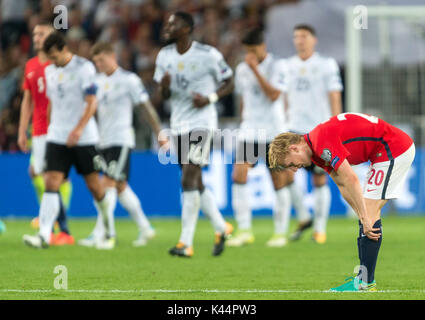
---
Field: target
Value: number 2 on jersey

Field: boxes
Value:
[337,112,378,123]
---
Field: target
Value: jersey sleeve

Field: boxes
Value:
[270,59,288,92]
[153,49,166,84]
[80,61,98,96]
[128,73,149,105]
[321,138,350,173]
[325,58,343,92]
[209,47,233,83]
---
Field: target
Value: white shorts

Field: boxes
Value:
[363,143,415,200]
[30,135,47,175]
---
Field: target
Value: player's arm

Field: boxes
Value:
[159,72,171,100]
[192,77,234,108]
[326,58,343,116]
[329,91,342,116]
[138,100,168,148]
[18,90,34,152]
[47,101,51,125]
[330,160,381,241]
[245,53,281,102]
[66,94,97,147]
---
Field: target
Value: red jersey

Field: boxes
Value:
[304,113,414,174]
[22,56,50,136]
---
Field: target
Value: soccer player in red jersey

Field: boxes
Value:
[18,22,74,245]
[268,112,415,291]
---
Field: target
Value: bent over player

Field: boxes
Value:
[269,112,415,291]
[154,12,233,257]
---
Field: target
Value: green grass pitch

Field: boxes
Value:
[0,215,424,300]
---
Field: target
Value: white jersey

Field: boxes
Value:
[154,41,233,134]
[95,67,149,148]
[286,52,343,133]
[235,54,288,142]
[45,55,99,145]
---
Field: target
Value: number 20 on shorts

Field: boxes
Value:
[368,168,385,186]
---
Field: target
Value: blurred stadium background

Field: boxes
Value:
[0,0,424,218]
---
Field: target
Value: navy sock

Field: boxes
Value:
[358,219,382,284]
[56,199,70,235]
[357,220,363,268]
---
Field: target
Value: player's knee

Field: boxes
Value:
[44,174,62,191]
[116,181,127,193]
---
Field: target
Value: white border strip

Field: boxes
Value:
[1,289,424,294]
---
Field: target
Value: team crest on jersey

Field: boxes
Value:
[177,62,184,71]
[104,83,110,90]
[58,73,64,82]
[190,63,197,71]
[300,67,306,75]
[320,148,332,165]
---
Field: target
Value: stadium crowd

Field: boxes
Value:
[0,0,299,152]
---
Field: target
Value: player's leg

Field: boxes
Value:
[76,146,116,249]
[229,163,254,246]
[169,163,201,257]
[23,142,70,248]
[312,168,331,244]
[84,172,116,241]
[198,173,233,256]
[23,171,64,248]
[266,169,292,247]
[30,136,47,203]
[331,146,415,291]
[287,169,312,241]
[356,198,386,289]
[356,144,415,288]
[116,180,156,247]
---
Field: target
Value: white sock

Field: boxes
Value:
[273,187,291,235]
[231,183,251,230]
[200,188,226,233]
[313,184,331,233]
[94,189,117,238]
[288,182,310,223]
[39,192,60,243]
[105,187,117,237]
[91,208,105,240]
[118,185,151,232]
[179,190,201,247]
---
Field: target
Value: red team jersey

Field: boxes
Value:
[304,113,414,174]
[22,56,50,136]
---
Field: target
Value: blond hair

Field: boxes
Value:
[268,132,303,169]
[90,42,114,57]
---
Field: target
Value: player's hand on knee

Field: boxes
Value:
[363,221,381,241]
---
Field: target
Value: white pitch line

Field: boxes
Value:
[1,289,425,294]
